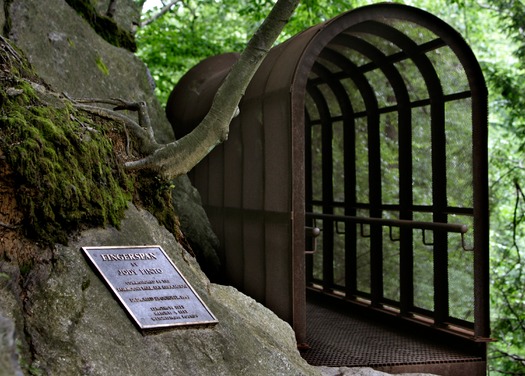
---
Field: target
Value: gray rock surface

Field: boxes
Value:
[2,204,319,375]
[7,0,172,144]
[0,314,23,376]
[93,0,141,34]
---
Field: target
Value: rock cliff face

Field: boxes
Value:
[1,204,319,375]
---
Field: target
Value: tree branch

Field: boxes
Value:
[493,349,525,365]
[126,0,301,178]
[498,283,525,333]
[140,0,182,27]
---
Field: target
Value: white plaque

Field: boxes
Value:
[82,245,218,329]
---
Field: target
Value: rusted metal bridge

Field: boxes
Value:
[167,4,490,375]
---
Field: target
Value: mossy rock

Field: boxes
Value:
[0,36,180,251]
[0,60,131,245]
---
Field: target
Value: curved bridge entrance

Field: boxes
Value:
[167,4,490,374]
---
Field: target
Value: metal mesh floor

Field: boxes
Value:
[301,299,483,367]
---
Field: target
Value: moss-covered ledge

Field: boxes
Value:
[0,36,177,249]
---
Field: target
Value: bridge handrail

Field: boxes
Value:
[305,212,468,233]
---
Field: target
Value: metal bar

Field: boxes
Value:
[304,226,321,254]
[309,200,475,216]
[350,31,417,315]
[418,51,449,328]
[313,61,359,299]
[354,20,451,324]
[308,85,334,291]
[318,50,376,299]
[366,89,383,307]
[305,111,314,283]
[307,90,472,125]
[424,62,449,329]
[306,212,468,234]
[330,32,420,308]
[463,19,490,339]
[358,38,447,73]
[342,79,357,299]
[389,226,400,242]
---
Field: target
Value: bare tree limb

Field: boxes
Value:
[72,99,160,154]
[140,0,182,27]
[493,349,525,365]
[126,0,301,178]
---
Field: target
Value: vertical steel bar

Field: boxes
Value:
[368,107,383,306]
[356,21,449,323]
[428,72,448,327]
[321,48,382,303]
[470,55,490,339]
[343,100,357,299]
[309,85,334,290]
[321,101,335,292]
[312,62,358,297]
[395,89,414,315]
[305,111,314,284]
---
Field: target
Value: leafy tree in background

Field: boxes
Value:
[137,0,251,105]
[477,0,525,374]
[437,0,525,373]
[136,0,357,105]
[135,0,525,374]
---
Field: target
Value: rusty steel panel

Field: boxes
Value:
[239,98,265,298]
[167,2,489,366]
[166,53,240,139]
[207,147,224,209]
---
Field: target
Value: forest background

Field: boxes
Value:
[135,0,525,374]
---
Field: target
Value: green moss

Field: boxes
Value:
[133,170,183,241]
[0,80,133,245]
[95,56,110,75]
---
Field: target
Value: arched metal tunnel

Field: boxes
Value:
[166,4,490,374]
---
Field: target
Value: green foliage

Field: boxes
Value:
[136,0,366,105]
[0,80,133,245]
[488,125,525,374]
[137,0,249,105]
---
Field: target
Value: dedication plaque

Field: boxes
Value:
[81,245,218,329]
